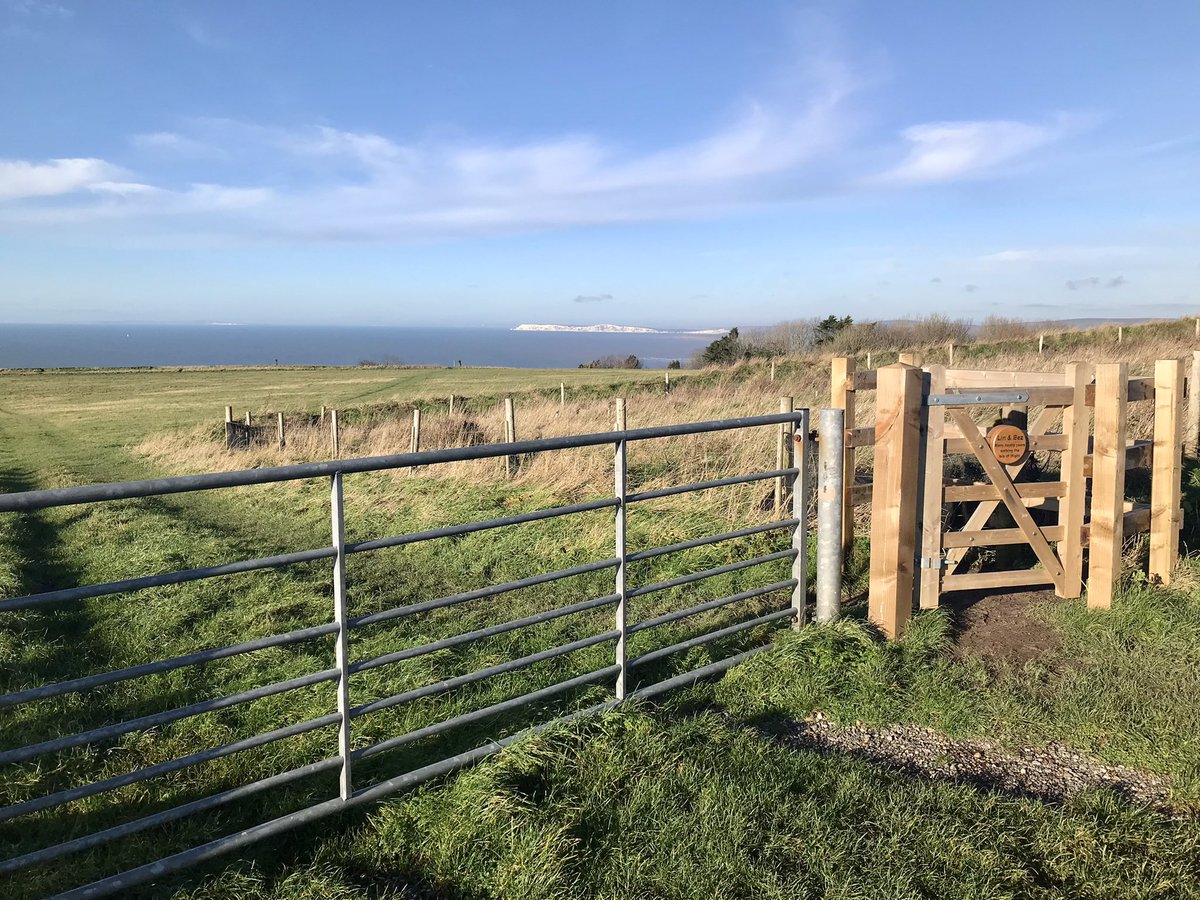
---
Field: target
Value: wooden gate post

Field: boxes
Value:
[830,357,856,555]
[869,364,923,638]
[1149,358,1184,583]
[1058,362,1092,598]
[1087,363,1128,609]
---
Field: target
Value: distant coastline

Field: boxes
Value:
[513,323,727,335]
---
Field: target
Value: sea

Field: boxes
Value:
[0,324,716,370]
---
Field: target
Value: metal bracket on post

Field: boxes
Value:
[330,472,353,802]
[927,391,1029,407]
[916,556,946,570]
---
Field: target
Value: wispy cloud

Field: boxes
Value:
[573,293,613,304]
[0,157,124,200]
[1066,275,1128,290]
[873,116,1082,186]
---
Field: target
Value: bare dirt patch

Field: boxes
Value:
[943,588,1063,666]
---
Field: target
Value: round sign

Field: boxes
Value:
[986,424,1030,466]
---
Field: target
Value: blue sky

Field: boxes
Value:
[1,1,1197,328]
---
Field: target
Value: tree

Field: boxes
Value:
[699,328,746,365]
[667,359,681,369]
[814,315,853,346]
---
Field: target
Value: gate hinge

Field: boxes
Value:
[916,556,947,570]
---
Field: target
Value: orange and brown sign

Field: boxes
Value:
[986,423,1030,466]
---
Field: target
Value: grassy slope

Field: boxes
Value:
[1,339,1199,898]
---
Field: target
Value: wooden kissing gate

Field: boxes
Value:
[829,358,1186,638]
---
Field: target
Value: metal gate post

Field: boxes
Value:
[816,408,844,622]
[790,408,811,627]
[330,472,353,800]
[614,434,628,699]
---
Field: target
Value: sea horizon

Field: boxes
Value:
[0,323,715,370]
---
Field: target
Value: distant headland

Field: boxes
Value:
[512,323,728,335]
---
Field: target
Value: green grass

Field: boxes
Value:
[1,363,1199,898]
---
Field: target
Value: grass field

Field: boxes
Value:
[2,332,1200,899]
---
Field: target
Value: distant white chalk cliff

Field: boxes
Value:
[513,323,727,335]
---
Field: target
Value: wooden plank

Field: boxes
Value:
[943,525,1066,549]
[898,352,923,367]
[1080,507,1152,547]
[831,357,856,554]
[1057,363,1092,598]
[941,569,1056,592]
[1085,377,1155,407]
[947,409,1066,592]
[852,369,878,391]
[848,483,872,506]
[944,481,1065,502]
[846,426,875,448]
[944,433,1068,454]
[1149,358,1183,584]
[1087,363,1128,609]
[918,365,946,609]
[944,369,1066,388]
[1083,440,1152,478]
[868,364,924,638]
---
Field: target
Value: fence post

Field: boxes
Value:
[1188,350,1200,457]
[449,395,456,416]
[1118,326,1123,344]
[504,397,516,477]
[830,357,856,555]
[615,398,627,431]
[1087,362,1128,609]
[770,359,776,382]
[1058,362,1092,599]
[560,382,565,406]
[330,473,353,801]
[790,407,811,628]
[224,406,234,449]
[1150,358,1184,584]
[330,409,340,457]
[664,370,670,393]
[410,408,422,453]
[225,406,233,424]
[868,364,923,638]
[613,427,628,700]
[898,351,922,367]
[816,407,844,622]
[245,411,252,426]
[917,365,946,609]
[775,396,793,512]
[947,342,955,366]
[1038,334,1045,354]
[320,405,326,421]
[277,412,285,449]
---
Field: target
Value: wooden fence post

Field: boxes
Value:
[916,365,945,609]
[225,406,233,424]
[330,410,340,457]
[277,412,285,449]
[410,408,422,453]
[1117,326,1124,344]
[1038,334,1045,354]
[869,364,923,638]
[830,357,856,555]
[1058,362,1092,598]
[947,343,955,366]
[865,351,871,370]
[560,383,565,406]
[320,405,326,421]
[770,359,776,382]
[1087,363,1128,609]
[775,396,793,512]
[245,411,252,426]
[664,370,670,393]
[449,395,456,415]
[898,351,922,367]
[1149,358,1184,584]
[615,398,627,431]
[1188,350,1200,457]
[504,397,516,477]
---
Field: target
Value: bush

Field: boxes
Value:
[977,316,1036,342]
[579,354,642,369]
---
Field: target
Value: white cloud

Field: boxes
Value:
[874,117,1078,186]
[0,157,123,200]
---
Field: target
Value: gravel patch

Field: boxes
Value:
[766,713,1186,816]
